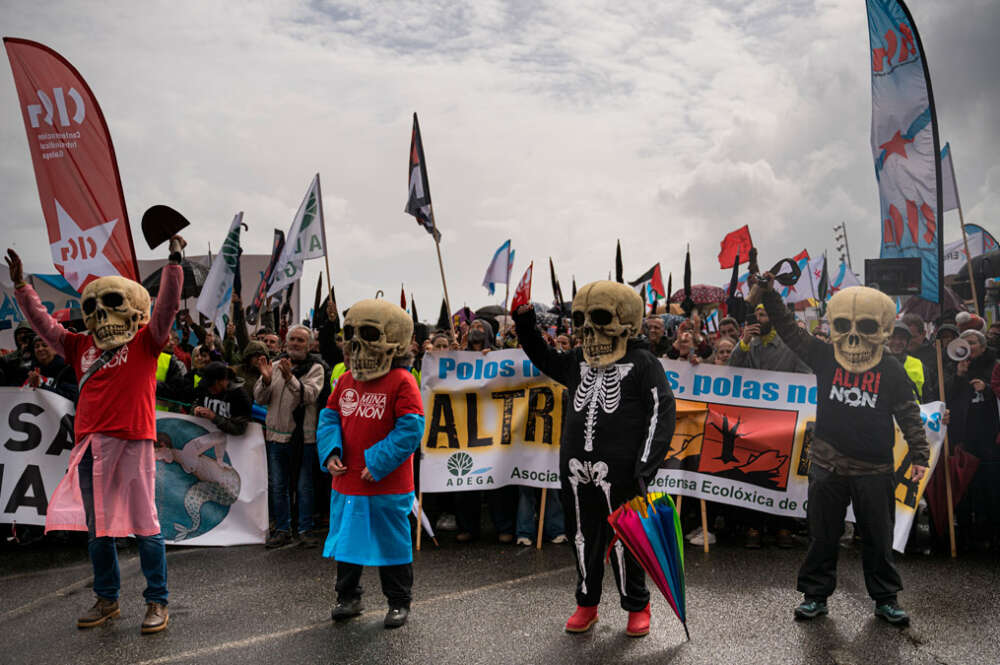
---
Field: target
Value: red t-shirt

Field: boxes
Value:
[63,326,162,443]
[327,368,424,496]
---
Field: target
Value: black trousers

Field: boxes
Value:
[336,561,413,609]
[796,466,902,604]
[561,484,649,611]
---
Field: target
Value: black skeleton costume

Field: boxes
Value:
[514,281,675,611]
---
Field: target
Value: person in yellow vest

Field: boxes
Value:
[887,323,927,403]
[155,332,188,410]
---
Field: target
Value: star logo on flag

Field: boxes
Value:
[879,130,913,162]
[49,199,119,290]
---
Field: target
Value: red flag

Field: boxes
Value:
[400,284,407,310]
[718,225,753,269]
[510,262,533,313]
[4,38,138,291]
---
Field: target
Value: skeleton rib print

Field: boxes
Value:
[573,363,633,452]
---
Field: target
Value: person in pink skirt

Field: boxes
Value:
[6,236,184,634]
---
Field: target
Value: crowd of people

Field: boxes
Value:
[3,289,1000,556]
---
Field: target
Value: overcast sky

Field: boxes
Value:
[1,0,997,318]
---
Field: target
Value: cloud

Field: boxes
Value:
[0,0,996,320]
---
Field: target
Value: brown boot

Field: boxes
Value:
[141,602,169,634]
[77,597,120,629]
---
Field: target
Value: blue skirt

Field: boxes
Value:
[323,491,414,566]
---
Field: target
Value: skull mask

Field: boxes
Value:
[826,286,895,373]
[343,299,413,382]
[81,276,151,350]
[572,281,643,367]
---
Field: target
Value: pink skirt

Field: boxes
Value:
[45,433,160,538]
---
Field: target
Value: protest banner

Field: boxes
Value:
[653,360,944,553]
[420,350,564,492]
[419,353,944,553]
[0,387,267,546]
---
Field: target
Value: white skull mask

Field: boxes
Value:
[827,286,895,373]
[572,281,643,367]
[81,276,151,350]
[344,299,413,382]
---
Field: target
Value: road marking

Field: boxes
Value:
[0,548,200,623]
[132,565,576,665]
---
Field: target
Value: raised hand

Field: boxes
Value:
[5,249,24,285]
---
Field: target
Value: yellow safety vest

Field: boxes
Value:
[903,355,924,401]
[156,353,172,382]
[329,362,347,389]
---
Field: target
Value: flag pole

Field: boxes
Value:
[935,339,957,558]
[315,174,337,312]
[503,240,512,314]
[432,228,456,340]
[535,488,547,550]
[948,145,979,313]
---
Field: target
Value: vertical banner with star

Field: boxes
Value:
[867,1,943,303]
[4,38,139,290]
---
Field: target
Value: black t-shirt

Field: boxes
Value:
[803,344,913,466]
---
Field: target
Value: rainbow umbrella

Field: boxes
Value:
[608,492,688,638]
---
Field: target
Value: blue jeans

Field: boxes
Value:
[266,441,315,533]
[516,487,566,541]
[78,447,168,604]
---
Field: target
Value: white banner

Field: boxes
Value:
[418,354,944,553]
[420,350,562,492]
[0,387,267,546]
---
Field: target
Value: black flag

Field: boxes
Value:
[436,299,450,332]
[311,274,323,328]
[615,240,623,283]
[817,255,830,306]
[405,113,440,242]
[666,273,673,311]
[572,276,577,301]
[725,253,747,323]
[411,293,418,327]
[549,257,565,313]
[681,245,695,316]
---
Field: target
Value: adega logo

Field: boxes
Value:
[445,452,494,487]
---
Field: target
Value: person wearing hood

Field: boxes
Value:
[947,329,1000,550]
[729,304,810,373]
[191,362,251,436]
[234,340,267,407]
[25,337,77,402]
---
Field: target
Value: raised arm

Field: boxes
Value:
[758,280,820,364]
[513,306,579,386]
[7,249,68,357]
[148,237,186,347]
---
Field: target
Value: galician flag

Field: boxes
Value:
[196,212,243,334]
[482,239,512,295]
[268,174,326,296]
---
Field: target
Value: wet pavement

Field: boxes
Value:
[1,533,997,665]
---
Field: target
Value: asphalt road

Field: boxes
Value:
[1,533,997,665]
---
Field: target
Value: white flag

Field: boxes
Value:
[785,256,828,304]
[830,262,862,294]
[940,143,959,213]
[482,240,512,295]
[268,174,326,296]
[196,212,243,334]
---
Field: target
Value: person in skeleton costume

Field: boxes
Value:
[750,274,928,627]
[317,299,425,629]
[7,238,184,634]
[514,281,675,637]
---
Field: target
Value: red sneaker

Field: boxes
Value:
[564,605,599,633]
[626,603,651,637]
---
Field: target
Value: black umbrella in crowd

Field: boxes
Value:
[142,259,210,300]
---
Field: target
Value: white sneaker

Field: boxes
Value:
[516,537,532,546]
[435,514,457,531]
[690,530,716,546]
[685,526,703,543]
[550,534,568,544]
